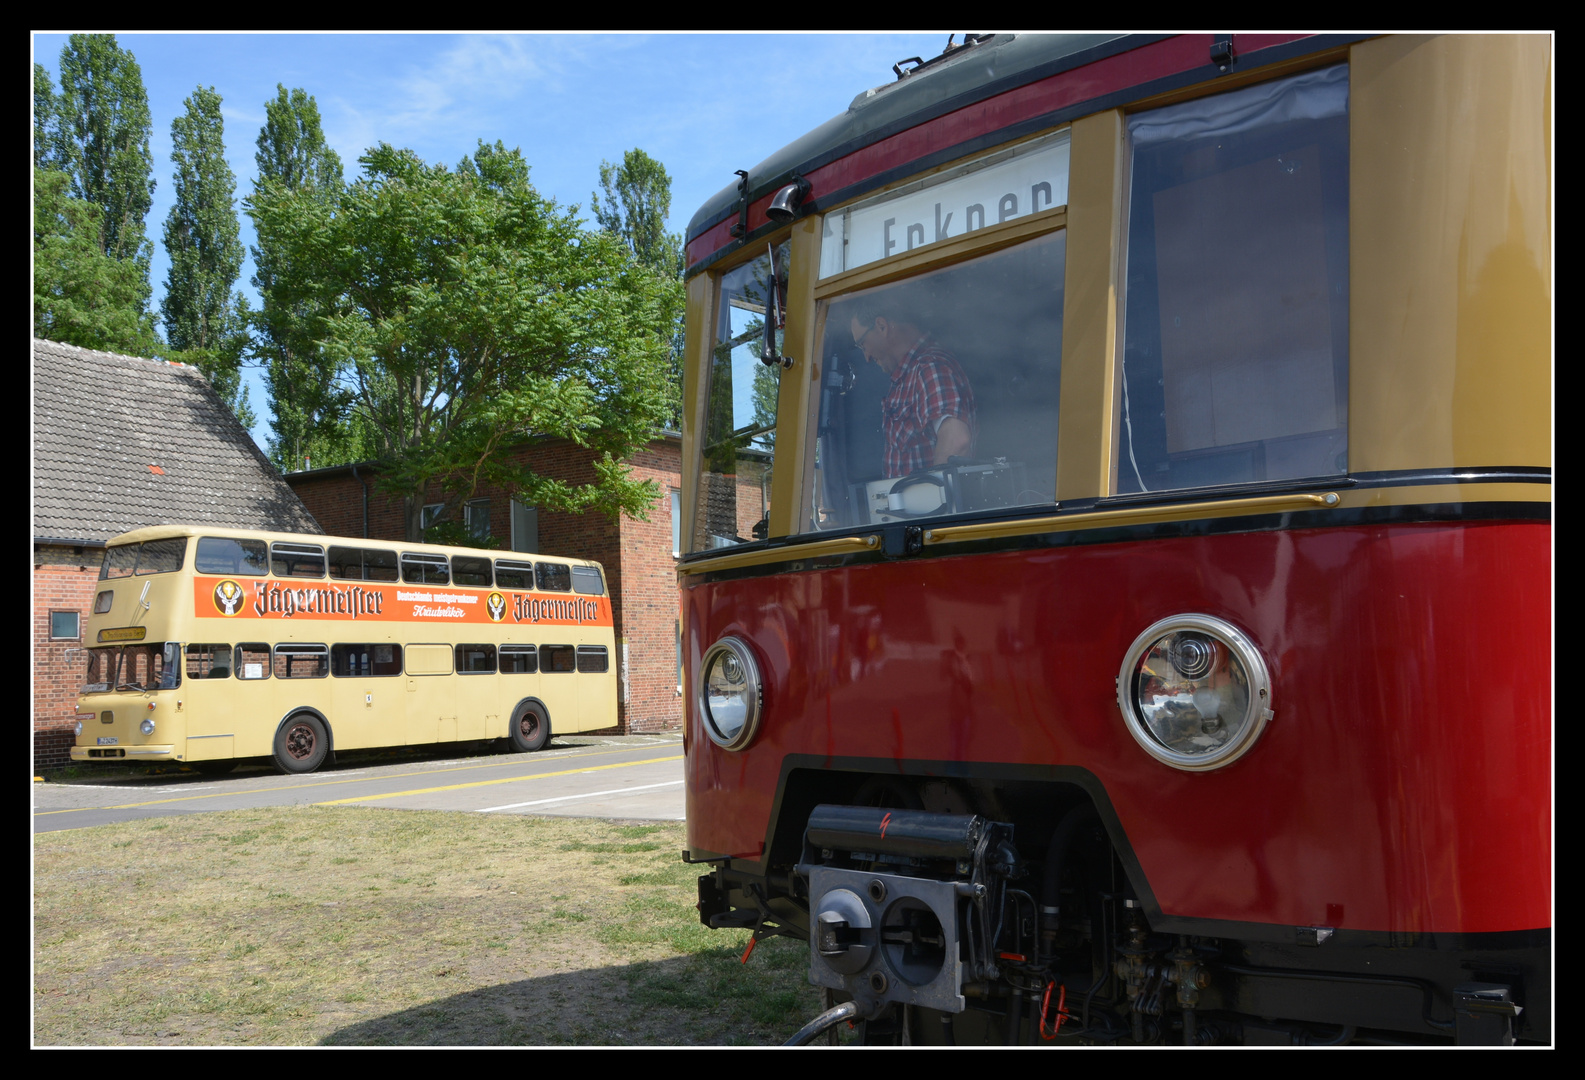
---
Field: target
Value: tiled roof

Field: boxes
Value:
[33,339,323,544]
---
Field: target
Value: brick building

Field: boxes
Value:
[32,339,322,769]
[284,434,685,734]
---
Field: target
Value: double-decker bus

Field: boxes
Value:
[73,526,616,774]
[679,34,1550,1045]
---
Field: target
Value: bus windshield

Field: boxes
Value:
[84,643,181,693]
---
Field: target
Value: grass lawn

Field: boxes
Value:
[33,807,839,1046]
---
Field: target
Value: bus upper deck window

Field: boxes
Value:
[134,539,187,575]
[328,546,397,581]
[535,562,571,592]
[495,559,535,590]
[271,542,326,578]
[101,544,139,579]
[452,555,493,588]
[571,566,604,595]
[101,538,190,579]
[196,537,268,576]
[1117,65,1350,494]
[401,553,450,585]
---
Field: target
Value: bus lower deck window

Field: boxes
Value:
[274,644,329,679]
[576,645,609,673]
[456,644,497,673]
[500,645,538,673]
[186,644,231,679]
[331,643,402,677]
[540,645,576,672]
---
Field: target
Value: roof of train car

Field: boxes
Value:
[685,33,1134,244]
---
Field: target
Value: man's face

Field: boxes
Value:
[850,316,899,375]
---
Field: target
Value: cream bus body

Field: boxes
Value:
[73,525,616,771]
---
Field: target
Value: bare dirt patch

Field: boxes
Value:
[34,807,829,1046]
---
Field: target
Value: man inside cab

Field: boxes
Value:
[849,304,977,478]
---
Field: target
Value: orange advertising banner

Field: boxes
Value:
[194,576,612,628]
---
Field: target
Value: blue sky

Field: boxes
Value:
[33,31,951,455]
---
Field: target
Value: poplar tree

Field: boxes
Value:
[34,63,56,169]
[248,85,351,472]
[47,35,155,314]
[161,86,252,428]
[592,149,686,427]
[34,167,161,356]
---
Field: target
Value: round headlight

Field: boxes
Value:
[698,637,762,750]
[74,721,84,737]
[140,718,156,736]
[1117,615,1271,771]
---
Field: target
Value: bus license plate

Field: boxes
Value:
[97,737,118,746]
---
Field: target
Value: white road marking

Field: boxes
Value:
[478,779,683,813]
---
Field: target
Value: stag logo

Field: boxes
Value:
[213,579,244,617]
[486,591,507,622]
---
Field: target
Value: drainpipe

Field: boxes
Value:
[351,463,369,538]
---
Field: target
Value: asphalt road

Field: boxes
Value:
[32,734,685,833]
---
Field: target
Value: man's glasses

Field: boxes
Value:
[853,322,878,351]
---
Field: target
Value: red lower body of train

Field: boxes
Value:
[684,512,1550,1044]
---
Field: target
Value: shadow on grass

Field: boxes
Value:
[320,945,821,1047]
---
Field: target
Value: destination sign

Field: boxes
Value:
[819,129,1070,278]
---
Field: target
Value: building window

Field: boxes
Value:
[421,503,445,529]
[50,611,80,640]
[511,498,539,553]
[670,490,682,557]
[465,498,490,539]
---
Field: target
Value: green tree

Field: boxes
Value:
[250,141,679,540]
[592,148,685,427]
[161,86,253,429]
[34,64,57,169]
[249,85,353,473]
[34,166,160,355]
[46,35,155,314]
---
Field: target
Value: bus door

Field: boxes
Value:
[576,642,617,732]
[404,642,456,744]
[329,642,403,751]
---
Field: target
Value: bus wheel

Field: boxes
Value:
[509,702,550,753]
[274,713,329,774]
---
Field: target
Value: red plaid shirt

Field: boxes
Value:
[882,335,976,477]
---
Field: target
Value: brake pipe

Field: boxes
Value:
[785,1001,862,1046]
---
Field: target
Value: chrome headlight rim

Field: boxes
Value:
[1117,614,1272,772]
[697,636,763,751]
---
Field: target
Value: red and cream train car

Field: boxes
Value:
[678,34,1550,1045]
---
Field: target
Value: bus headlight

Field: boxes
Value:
[698,637,762,750]
[140,718,156,736]
[74,721,83,737]
[1118,615,1271,771]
